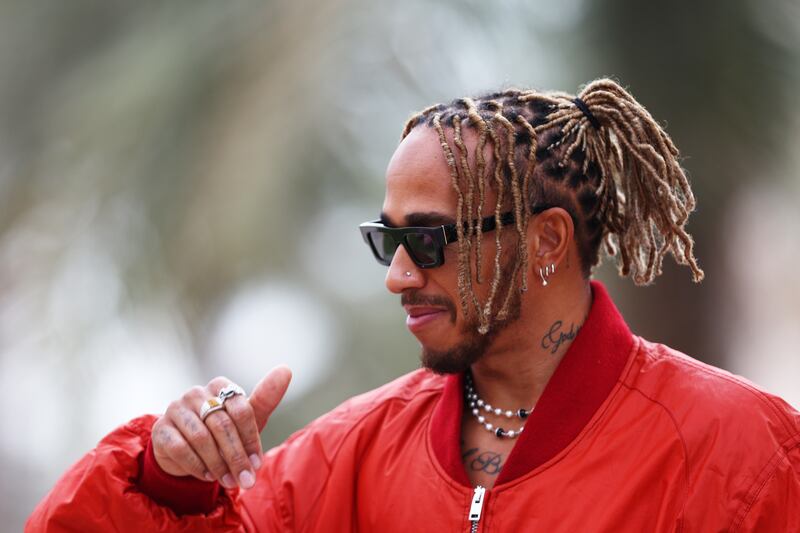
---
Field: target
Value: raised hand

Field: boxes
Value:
[151,365,292,489]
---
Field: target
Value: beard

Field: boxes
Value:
[419,322,497,374]
[404,262,523,375]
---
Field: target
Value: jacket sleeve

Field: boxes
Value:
[25,414,285,533]
[733,435,800,532]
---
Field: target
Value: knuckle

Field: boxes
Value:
[154,425,172,443]
[166,438,189,458]
[152,415,166,432]
[226,450,248,470]
[154,425,178,451]
[223,401,247,422]
[193,442,225,472]
[151,432,166,451]
[242,436,261,453]
[199,442,224,465]
[186,385,205,400]
[207,454,228,475]
[208,376,230,390]
[215,415,236,435]
[186,425,210,444]
[236,428,260,449]
[184,453,204,475]
[203,413,221,431]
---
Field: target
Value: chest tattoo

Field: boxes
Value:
[462,446,504,476]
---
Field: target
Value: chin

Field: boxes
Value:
[420,350,476,375]
[419,329,494,375]
[417,301,521,374]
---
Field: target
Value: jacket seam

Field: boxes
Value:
[650,348,797,437]
[728,433,800,532]
[618,382,690,531]
[617,336,643,385]
[296,385,442,531]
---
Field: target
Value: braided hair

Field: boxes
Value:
[401,78,704,335]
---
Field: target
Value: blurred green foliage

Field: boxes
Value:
[1,0,797,529]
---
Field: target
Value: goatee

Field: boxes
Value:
[419,292,521,375]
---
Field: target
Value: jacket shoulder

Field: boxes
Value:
[623,337,800,527]
[627,337,800,439]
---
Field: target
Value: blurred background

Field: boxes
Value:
[1,0,798,529]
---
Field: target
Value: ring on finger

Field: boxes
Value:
[199,397,225,421]
[218,384,246,402]
[199,383,247,421]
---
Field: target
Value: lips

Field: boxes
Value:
[404,306,448,332]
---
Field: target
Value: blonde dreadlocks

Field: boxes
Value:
[401,78,704,335]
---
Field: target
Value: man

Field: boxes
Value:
[29,79,800,531]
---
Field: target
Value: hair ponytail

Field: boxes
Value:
[573,80,704,284]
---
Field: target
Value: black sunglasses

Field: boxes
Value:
[359,205,550,269]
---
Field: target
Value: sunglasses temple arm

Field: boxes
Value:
[445,212,515,244]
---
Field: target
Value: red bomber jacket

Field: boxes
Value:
[28,281,800,532]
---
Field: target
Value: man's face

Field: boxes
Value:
[381,125,520,374]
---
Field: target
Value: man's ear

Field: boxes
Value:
[527,207,574,268]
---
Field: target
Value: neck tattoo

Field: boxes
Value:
[464,372,534,439]
[541,320,581,355]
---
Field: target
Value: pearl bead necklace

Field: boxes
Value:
[464,373,533,439]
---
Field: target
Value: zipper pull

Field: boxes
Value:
[469,485,486,522]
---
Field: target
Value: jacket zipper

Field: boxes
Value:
[468,485,486,532]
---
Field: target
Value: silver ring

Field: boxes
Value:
[218,383,245,402]
[199,398,225,421]
[199,383,246,421]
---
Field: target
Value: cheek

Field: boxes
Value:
[439,233,519,309]
[438,239,496,304]
[473,234,519,291]
[434,248,461,293]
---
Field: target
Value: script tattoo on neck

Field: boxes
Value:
[462,446,504,476]
[541,320,581,355]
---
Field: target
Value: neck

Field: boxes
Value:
[468,279,592,411]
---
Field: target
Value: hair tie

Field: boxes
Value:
[573,97,601,130]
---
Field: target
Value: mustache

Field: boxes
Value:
[401,291,457,322]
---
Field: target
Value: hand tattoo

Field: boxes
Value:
[541,320,580,355]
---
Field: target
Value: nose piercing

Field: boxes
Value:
[405,271,412,277]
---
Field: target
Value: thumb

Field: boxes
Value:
[249,365,292,432]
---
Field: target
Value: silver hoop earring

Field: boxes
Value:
[550,263,556,275]
[539,267,548,287]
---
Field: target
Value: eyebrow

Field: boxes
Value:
[379,211,456,228]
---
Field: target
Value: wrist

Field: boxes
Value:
[138,437,221,515]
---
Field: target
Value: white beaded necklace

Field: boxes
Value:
[464,373,534,439]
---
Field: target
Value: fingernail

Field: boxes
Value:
[204,471,214,482]
[222,473,235,489]
[249,453,262,471]
[239,470,255,489]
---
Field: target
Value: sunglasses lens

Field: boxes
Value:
[405,233,437,266]
[368,230,398,264]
